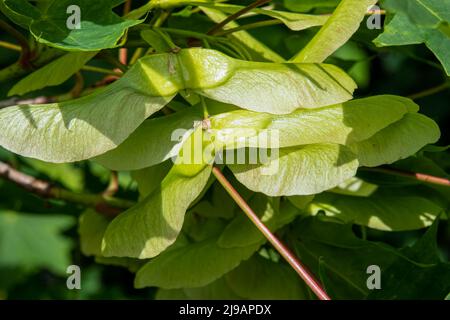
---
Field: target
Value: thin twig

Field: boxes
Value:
[207,0,272,35]
[212,166,331,300]
[159,27,223,42]
[361,167,450,187]
[129,48,144,65]
[0,161,134,217]
[103,171,119,197]
[0,49,64,83]
[0,96,54,109]
[70,72,84,98]
[81,65,123,77]
[118,0,132,66]
[0,20,33,68]
[215,19,283,36]
[98,51,128,73]
[0,40,22,52]
[408,82,450,100]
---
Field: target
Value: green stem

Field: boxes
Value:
[0,49,64,82]
[0,19,32,66]
[200,96,209,119]
[215,19,283,36]
[360,225,367,241]
[154,28,179,50]
[158,27,223,42]
[0,40,22,52]
[212,166,331,301]
[408,82,450,100]
[130,48,144,65]
[51,188,134,210]
[126,0,157,19]
[99,52,128,73]
[153,9,172,27]
[207,0,272,35]
[81,65,123,77]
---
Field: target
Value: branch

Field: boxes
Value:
[215,19,283,36]
[212,166,331,300]
[0,161,134,217]
[361,167,450,187]
[0,96,53,109]
[408,82,450,100]
[0,19,32,68]
[0,48,64,83]
[103,171,119,197]
[0,40,22,52]
[97,51,128,73]
[207,0,272,35]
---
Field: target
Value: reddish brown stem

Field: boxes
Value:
[103,171,119,197]
[0,20,33,68]
[362,167,450,187]
[212,166,331,300]
[0,161,133,216]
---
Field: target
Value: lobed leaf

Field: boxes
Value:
[292,217,400,299]
[374,2,450,75]
[368,220,450,299]
[0,211,75,275]
[0,0,142,51]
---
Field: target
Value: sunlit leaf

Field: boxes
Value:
[0,48,356,163]
[95,107,202,170]
[307,190,443,231]
[134,236,260,289]
[0,0,142,51]
[102,158,212,259]
[229,144,359,196]
[210,95,411,149]
[200,6,285,62]
[218,196,300,248]
[349,113,441,167]
[292,0,378,62]
[197,2,329,31]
